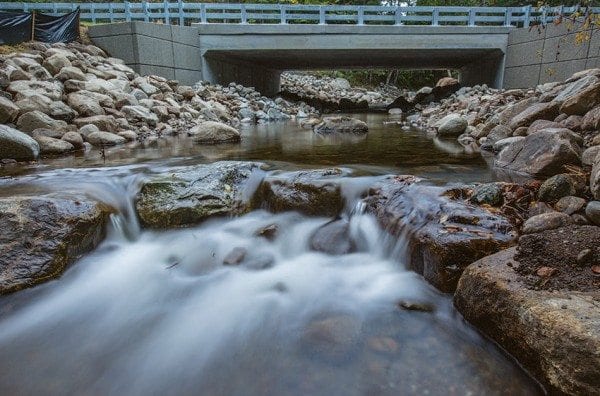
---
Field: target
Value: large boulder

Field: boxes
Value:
[313,116,368,134]
[0,194,111,294]
[435,113,468,136]
[0,125,39,160]
[364,176,515,292]
[509,101,561,129]
[7,80,63,101]
[495,128,582,177]
[257,168,345,217]
[136,161,264,228]
[560,80,600,115]
[16,110,68,133]
[187,121,241,144]
[454,244,600,395]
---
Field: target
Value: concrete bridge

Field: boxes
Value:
[47,3,593,95]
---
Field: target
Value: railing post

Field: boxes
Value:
[541,6,547,24]
[319,7,325,25]
[109,3,114,23]
[53,3,58,15]
[164,0,170,25]
[523,5,531,27]
[432,7,439,26]
[241,4,247,24]
[395,6,402,26]
[358,6,364,25]
[143,1,149,22]
[91,3,97,24]
[468,8,475,26]
[178,0,184,26]
[280,5,287,24]
[125,2,131,22]
[504,7,511,26]
[200,3,206,23]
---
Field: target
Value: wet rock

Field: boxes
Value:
[223,247,247,265]
[436,113,467,136]
[522,212,574,234]
[255,224,278,240]
[555,196,586,215]
[509,101,561,129]
[470,183,503,206]
[0,125,40,161]
[397,300,435,312]
[585,201,600,225]
[454,247,600,395]
[310,219,355,255]
[495,128,582,177]
[136,161,263,228]
[257,168,344,217]
[314,116,368,134]
[86,131,126,147]
[0,194,111,294]
[33,136,74,155]
[538,174,577,202]
[364,177,515,292]
[32,128,62,139]
[188,121,241,144]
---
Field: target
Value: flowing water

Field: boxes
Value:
[0,114,542,395]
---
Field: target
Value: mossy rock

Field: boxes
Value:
[136,161,264,228]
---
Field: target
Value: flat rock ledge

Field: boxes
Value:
[454,247,600,395]
[136,161,265,228]
[0,194,112,294]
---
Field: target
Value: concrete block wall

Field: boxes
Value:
[88,22,203,85]
[504,22,598,88]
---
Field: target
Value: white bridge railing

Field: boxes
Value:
[0,2,596,28]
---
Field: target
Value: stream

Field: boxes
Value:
[0,114,542,395]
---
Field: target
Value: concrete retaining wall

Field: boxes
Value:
[89,22,202,85]
[504,23,600,88]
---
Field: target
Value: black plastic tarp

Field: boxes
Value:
[0,12,33,45]
[34,9,80,43]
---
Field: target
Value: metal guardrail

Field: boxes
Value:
[0,2,595,28]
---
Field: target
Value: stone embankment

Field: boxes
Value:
[0,42,316,162]
[280,72,402,112]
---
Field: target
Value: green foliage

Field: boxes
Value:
[311,69,453,89]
